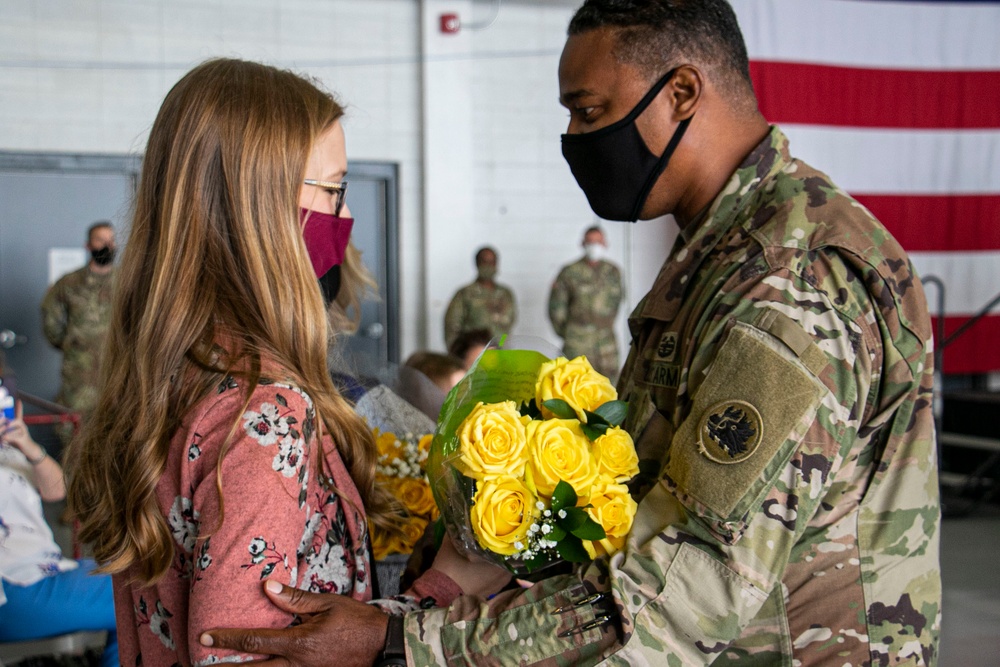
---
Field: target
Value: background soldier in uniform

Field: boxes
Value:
[40,221,116,449]
[205,2,941,665]
[443,246,516,348]
[548,226,624,378]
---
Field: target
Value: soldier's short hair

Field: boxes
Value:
[475,246,497,265]
[568,0,756,115]
[87,220,113,243]
[584,225,604,239]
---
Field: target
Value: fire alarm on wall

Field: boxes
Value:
[440,13,460,34]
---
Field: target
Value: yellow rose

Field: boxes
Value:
[582,481,637,558]
[375,430,401,462]
[455,401,529,480]
[418,433,434,454]
[397,477,438,518]
[592,427,639,483]
[525,418,598,499]
[370,524,394,561]
[535,356,617,422]
[393,516,429,556]
[470,476,537,556]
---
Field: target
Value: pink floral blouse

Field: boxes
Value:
[114,378,376,666]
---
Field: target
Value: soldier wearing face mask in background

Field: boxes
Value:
[40,221,117,450]
[443,246,517,349]
[548,225,624,379]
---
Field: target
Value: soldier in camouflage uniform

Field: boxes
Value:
[444,247,517,348]
[204,2,940,665]
[40,221,116,436]
[549,226,624,379]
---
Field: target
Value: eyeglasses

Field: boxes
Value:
[303,179,348,217]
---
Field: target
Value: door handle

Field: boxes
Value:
[0,330,27,349]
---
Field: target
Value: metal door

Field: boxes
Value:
[338,162,400,370]
[0,153,139,401]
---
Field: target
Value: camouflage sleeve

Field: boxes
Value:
[609,264,623,315]
[40,280,68,350]
[404,572,618,667]
[444,290,465,348]
[602,260,874,664]
[405,259,874,666]
[548,269,569,338]
[503,287,517,333]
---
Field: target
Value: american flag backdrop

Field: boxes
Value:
[731,0,1000,374]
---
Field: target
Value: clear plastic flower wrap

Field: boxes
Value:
[426,336,639,574]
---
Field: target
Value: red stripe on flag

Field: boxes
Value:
[852,194,1000,252]
[934,315,1000,374]
[750,61,1000,129]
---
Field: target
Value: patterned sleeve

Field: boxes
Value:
[548,269,569,338]
[39,280,68,349]
[610,264,624,313]
[403,258,873,666]
[503,286,517,332]
[370,570,464,616]
[444,290,465,348]
[181,385,316,666]
[594,261,865,664]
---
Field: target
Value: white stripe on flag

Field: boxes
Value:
[910,251,1000,315]
[733,0,1000,70]
[779,125,1000,195]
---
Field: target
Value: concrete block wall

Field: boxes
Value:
[0,0,677,361]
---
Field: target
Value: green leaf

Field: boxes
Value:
[570,517,606,541]
[547,523,567,542]
[594,401,628,427]
[557,506,589,532]
[583,410,610,427]
[556,535,590,563]
[580,423,608,442]
[275,393,288,408]
[542,399,577,420]
[523,553,549,573]
[550,480,577,513]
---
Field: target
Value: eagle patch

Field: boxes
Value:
[698,400,763,464]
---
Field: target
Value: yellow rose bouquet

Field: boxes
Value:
[427,340,639,572]
[371,430,439,560]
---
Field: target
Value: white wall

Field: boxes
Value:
[0,0,677,361]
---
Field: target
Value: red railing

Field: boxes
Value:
[17,391,82,557]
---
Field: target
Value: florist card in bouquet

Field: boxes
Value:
[427,337,639,574]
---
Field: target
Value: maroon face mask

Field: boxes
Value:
[300,208,354,278]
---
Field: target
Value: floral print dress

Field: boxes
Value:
[113,378,374,666]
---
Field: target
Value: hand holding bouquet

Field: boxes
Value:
[428,344,639,573]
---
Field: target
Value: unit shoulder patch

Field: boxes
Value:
[698,400,763,464]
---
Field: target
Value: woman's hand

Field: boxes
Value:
[1,401,44,460]
[429,536,512,598]
[1,401,65,501]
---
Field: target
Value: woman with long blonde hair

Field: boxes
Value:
[68,59,482,666]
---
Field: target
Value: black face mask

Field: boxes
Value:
[318,265,341,304]
[561,68,691,222]
[91,246,116,266]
